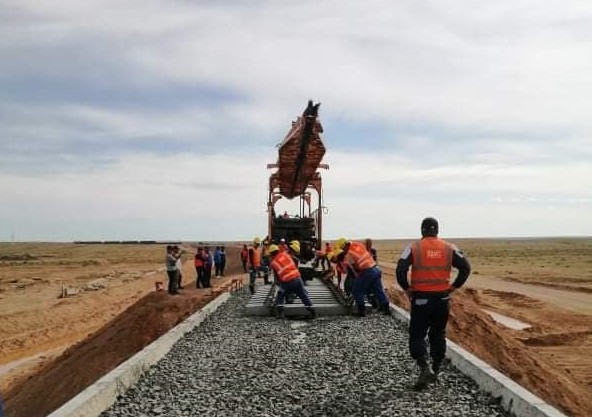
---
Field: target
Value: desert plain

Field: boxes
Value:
[0,238,591,417]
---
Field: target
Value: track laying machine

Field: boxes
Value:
[266,100,329,262]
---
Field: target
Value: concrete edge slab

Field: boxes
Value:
[47,292,231,417]
[388,303,568,417]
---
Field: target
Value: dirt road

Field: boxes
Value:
[380,261,592,315]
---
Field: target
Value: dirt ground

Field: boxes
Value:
[1,238,591,417]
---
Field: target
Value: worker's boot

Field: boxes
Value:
[353,305,366,317]
[306,306,317,319]
[380,303,392,316]
[275,306,285,319]
[432,360,442,382]
[249,284,255,295]
[413,361,436,391]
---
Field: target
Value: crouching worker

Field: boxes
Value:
[333,237,391,317]
[269,242,316,319]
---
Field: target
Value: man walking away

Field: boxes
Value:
[396,217,471,391]
[165,245,180,295]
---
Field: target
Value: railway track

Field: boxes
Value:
[96,287,514,417]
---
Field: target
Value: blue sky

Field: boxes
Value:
[1,0,591,241]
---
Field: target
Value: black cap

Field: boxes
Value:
[421,217,439,237]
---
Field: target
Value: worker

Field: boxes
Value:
[279,238,289,252]
[269,242,316,319]
[194,247,205,288]
[248,237,269,294]
[323,242,332,270]
[240,244,249,273]
[165,245,181,295]
[202,247,213,288]
[365,238,377,262]
[333,237,391,316]
[396,217,471,391]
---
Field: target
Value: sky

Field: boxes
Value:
[1,0,591,242]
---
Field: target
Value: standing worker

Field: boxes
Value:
[365,238,377,262]
[396,217,471,391]
[219,246,227,276]
[165,245,181,295]
[240,244,249,273]
[248,237,269,293]
[195,247,205,288]
[269,242,316,319]
[202,246,213,288]
[333,237,391,316]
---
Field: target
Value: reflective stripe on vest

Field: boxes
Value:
[410,238,453,292]
[346,242,376,272]
[271,251,300,282]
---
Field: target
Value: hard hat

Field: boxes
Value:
[421,217,439,237]
[334,237,347,250]
[289,240,300,254]
[253,237,261,245]
[280,238,286,243]
[268,244,279,254]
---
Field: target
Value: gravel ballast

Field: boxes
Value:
[101,291,510,417]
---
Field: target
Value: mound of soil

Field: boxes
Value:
[386,286,592,417]
[4,247,245,417]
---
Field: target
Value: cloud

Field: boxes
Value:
[0,0,591,239]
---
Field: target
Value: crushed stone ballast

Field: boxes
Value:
[99,290,513,417]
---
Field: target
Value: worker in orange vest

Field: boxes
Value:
[396,217,471,391]
[334,237,391,317]
[240,244,249,273]
[269,242,316,319]
[248,237,269,294]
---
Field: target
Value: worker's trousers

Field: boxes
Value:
[275,277,313,307]
[249,265,269,288]
[352,266,388,310]
[409,293,449,365]
[167,270,178,294]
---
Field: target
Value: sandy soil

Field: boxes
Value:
[1,238,591,417]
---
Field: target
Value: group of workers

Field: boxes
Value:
[245,217,471,392]
[165,216,470,391]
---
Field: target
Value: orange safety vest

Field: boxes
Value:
[410,237,453,292]
[346,242,376,273]
[250,247,261,268]
[270,251,300,283]
[194,255,204,267]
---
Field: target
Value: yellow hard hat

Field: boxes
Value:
[289,240,300,254]
[334,237,347,250]
[253,237,261,245]
[268,244,279,254]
